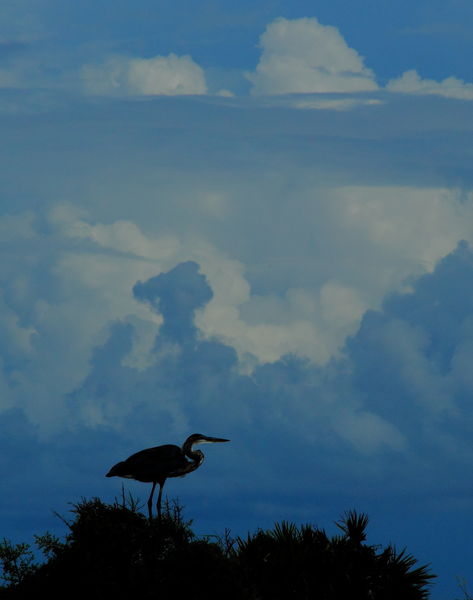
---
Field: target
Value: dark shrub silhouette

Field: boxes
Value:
[237,510,434,599]
[0,498,435,599]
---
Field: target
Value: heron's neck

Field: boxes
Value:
[188,449,204,466]
[182,442,204,466]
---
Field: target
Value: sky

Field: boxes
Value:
[2,1,473,597]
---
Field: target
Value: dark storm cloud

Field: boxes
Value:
[345,241,473,462]
[133,261,213,345]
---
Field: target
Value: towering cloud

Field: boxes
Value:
[247,17,378,95]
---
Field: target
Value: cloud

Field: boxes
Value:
[247,17,378,95]
[49,207,338,366]
[1,96,473,456]
[386,69,473,100]
[67,258,405,459]
[0,201,411,456]
[329,186,473,273]
[245,16,473,106]
[3,182,473,436]
[7,233,473,462]
[289,97,383,111]
[133,261,213,345]
[82,53,208,96]
[72,239,473,465]
[343,241,473,458]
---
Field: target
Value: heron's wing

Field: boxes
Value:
[119,444,188,482]
[125,444,182,463]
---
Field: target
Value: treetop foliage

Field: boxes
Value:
[0,496,435,599]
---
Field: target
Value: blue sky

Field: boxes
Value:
[2,2,473,597]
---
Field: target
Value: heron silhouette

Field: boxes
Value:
[106,433,229,520]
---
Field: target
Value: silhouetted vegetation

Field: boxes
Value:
[456,577,473,600]
[0,496,435,599]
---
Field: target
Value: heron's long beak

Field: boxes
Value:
[202,436,230,443]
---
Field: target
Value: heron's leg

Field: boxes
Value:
[147,481,157,521]
[157,480,165,521]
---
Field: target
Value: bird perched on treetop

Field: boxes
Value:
[106,433,229,521]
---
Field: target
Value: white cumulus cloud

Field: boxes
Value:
[247,17,378,95]
[82,53,207,96]
[386,69,473,100]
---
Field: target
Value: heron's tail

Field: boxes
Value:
[106,461,127,477]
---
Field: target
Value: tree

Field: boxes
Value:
[0,499,435,599]
[236,510,435,599]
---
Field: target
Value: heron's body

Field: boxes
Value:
[106,443,203,482]
[106,433,229,520]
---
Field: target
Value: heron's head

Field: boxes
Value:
[183,433,230,452]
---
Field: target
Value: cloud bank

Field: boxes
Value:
[3,10,473,106]
[4,227,473,477]
[3,200,473,460]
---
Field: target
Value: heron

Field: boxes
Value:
[106,433,229,521]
